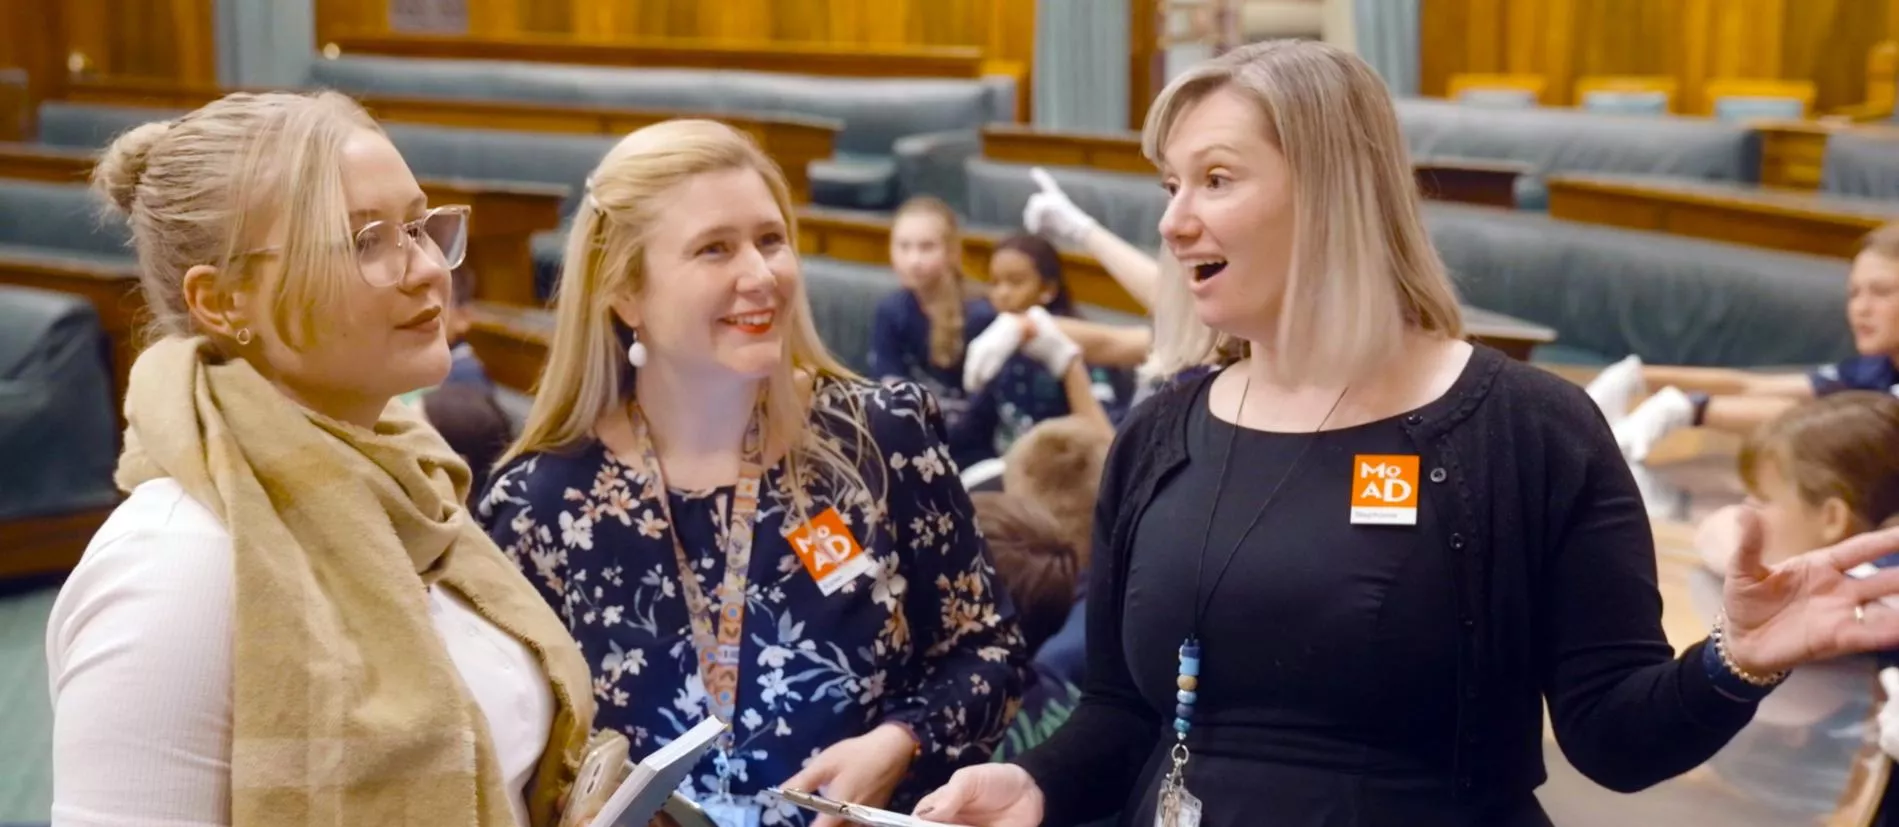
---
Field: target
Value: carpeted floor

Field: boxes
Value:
[0,584,54,823]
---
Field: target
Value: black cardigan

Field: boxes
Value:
[1013,344,1761,824]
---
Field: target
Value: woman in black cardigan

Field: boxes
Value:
[911,40,1899,827]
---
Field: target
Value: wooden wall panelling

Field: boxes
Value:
[1420,0,1896,113]
[0,0,67,134]
[1778,0,1898,112]
[61,0,216,85]
[326,32,999,78]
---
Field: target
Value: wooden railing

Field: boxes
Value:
[62,76,841,203]
[1544,174,1897,258]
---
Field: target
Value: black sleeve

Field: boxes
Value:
[1538,382,1759,793]
[1011,423,1162,824]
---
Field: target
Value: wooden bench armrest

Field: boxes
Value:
[1827,103,1895,123]
[419,178,567,307]
[0,142,99,184]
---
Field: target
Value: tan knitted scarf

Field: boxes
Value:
[115,336,595,826]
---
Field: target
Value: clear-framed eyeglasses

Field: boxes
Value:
[353,205,470,288]
[236,205,471,288]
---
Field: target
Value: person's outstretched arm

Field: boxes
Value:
[1025,167,1161,310]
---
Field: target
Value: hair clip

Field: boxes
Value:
[582,174,601,212]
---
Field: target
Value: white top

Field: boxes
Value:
[45,478,555,827]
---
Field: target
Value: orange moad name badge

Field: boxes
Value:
[787,506,874,596]
[1350,454,1419,526]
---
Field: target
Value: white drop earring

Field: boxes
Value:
[626,330,647,368]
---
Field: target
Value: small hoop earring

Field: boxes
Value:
[626,331,647,368]
[235,328,253,346]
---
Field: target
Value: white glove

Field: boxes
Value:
[1878,667,1899,759]
[1023,167,1100,247]
[1612,385,1695,463]
[1587,354,1648,426]
[1020,306,1082,378]
[964,313,1026,392]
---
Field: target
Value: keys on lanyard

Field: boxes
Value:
[1156,744,1203,827]
[703,746,762,827]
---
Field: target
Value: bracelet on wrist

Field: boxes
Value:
[1711,611,1789,688]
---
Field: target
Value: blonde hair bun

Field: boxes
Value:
[92,120,172,216]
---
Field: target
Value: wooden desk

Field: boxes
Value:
[463,301,555,396]
[1414,158,1528,209]
[981,124,1152,174]
[64,77,841,203]
[0,141,566,308]
[1753,119,1899,191]
[980,125,1527,208]
[1545,173,1896,258]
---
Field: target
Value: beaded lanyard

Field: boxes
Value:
[1158,376,1348,827]
[630,399,767,817]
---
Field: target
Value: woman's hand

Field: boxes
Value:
[911,764,1044,827]
[1720,507,1899,676]
[779,724,918,827]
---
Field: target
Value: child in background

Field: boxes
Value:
[868,196,997,468]
[1694,390,1899,576]
[1596,223,1899,462]
[969,491,1081,762]
[957,235,1122,457]
[1691,391,1899,823]
[997,415,1111,710]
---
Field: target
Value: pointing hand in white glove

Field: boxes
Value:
[964,313,1026,392]
[1023,167,1101,248]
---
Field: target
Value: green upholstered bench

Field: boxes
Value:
[1393,98,1763,211]
[1820,131,1899,200]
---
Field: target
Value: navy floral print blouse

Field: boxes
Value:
[479,377,1026,824]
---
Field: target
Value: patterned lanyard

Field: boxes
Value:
[629,400,767,733]
[1158,376,1347,827]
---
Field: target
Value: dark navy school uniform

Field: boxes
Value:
[1811,355,1899,396]
[867,290,998,469]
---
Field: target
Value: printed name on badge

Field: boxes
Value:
[1351,454,1419,525]
[787,506,875,596]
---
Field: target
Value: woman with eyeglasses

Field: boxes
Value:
[43,91,598,827]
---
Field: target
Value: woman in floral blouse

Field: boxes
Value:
[478,120,1025,827]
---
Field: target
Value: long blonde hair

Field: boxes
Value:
[892,196,969,370]
[1141,40,1463,386]
[500,120,870,517]
[93,91,377,349]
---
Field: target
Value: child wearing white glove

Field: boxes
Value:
[957,236,1119,456]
